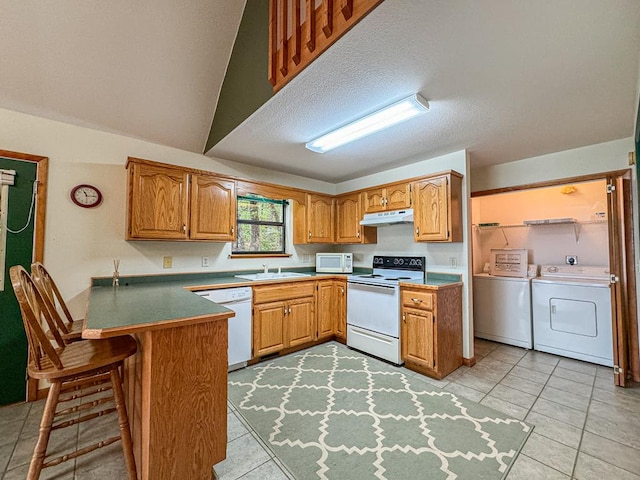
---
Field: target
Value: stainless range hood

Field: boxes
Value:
[359,208,414,226]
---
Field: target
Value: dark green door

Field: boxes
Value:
[0,157,37,405]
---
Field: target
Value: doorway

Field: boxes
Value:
[0,150,48,405]
[471,169,639,386]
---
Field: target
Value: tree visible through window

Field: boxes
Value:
[233,195,286,254]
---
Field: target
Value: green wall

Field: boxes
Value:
[205,0,274,152]
[0,158,36,405]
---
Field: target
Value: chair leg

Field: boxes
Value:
[110,365,137,480]
[27,381,61,480]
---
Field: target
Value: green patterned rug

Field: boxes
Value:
[228,342,531,480]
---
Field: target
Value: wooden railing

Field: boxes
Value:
[268,0,384,92]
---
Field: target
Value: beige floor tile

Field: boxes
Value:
[546,375,594,398]
[573,452,640,480]
[521,432,577,475]
[505,454,570,479]
[235,459,291,480]
[584,411,640,450]
[510,366,551,385]
[596,365,613,379]
[516,357,557,374]
[521,350,560,366]
[443,382,485,403]
[580,431,640,476]
[215,432,272,480]
[452,371,498,394]
[499,373,545,396]
[489,384,537,409]
[551,367,595,386]
[531,398,586,428]
[523,411,582,449]
[591,386,640,414]
[480,396,528,420]
[556,358,597,376]
[540,385,590,411]
[228,411,250,442]
[486,349,525,365]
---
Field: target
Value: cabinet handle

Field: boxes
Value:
[308,231,312,239]
[402,313,406,323]
[283,306,287,315]
[415,227,419,235]
[231,226,234,235]
[411,298,423,304]
[341,287,345,294]
[357,230,360,238]
[288,307,292,314]
[183,224,187,232]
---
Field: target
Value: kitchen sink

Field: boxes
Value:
[234,272,311,281]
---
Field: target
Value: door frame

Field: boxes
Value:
[0,149,48,401]
[471,168,639,386]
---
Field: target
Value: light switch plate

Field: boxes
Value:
[202,256,209,267]
[163,256,173,268]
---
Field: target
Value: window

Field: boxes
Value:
[233,195,287,254]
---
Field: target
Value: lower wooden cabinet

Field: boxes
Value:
[401,284,462,379]
[253,282,315,357]
[316,279,347,341]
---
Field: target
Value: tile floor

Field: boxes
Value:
[2,339,639,479]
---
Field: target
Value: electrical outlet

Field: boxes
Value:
[449,257,457,268]
[201,256,209,267]
[163,256,173,269]
[565,255,578,265]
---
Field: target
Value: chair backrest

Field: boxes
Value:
[10,265,66,371]
[31,262,74,335]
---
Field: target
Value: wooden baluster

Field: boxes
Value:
[278,0,288,76]
[292,0,301,64]
[320,0,333,38]
[305,0,316,52]
[268,0,278,85]
[339,0,353,20]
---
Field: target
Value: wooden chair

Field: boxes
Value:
[31,262,83,343]
[9,265,138,480]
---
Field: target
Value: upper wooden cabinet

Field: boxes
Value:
[293,193,335,244]
[412,173,463,242]
[190,174,236,241]
[363,182,412,213]
[127,161,190,240]
[335,193,377,244]
[126,158,236,242]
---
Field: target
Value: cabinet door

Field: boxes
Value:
[253,301,286,356]
[287,297,315,347]
[335,193,361,243]
[307,194,334,243]
[363,187,386,213]
[334,281,347,340]
[385,182,412,210]
[401,308,434,369]
[128,163,189,239]
[316,281,335,340]
[190,175,236,241]
[413,176,449,241]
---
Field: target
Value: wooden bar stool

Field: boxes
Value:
[9,265,138,480]
[31,262,84,343]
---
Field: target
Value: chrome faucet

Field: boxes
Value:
[277,266,282,274]
[262,264,269,274]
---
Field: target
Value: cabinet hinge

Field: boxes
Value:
[629,151,636,166]
[610,274,619,284]
[613,365,623,375]
[606,183,615,194]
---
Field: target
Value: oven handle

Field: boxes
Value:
[347,281,397,291]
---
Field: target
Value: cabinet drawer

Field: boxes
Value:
[401,290,434,311]
[253,281,315,304]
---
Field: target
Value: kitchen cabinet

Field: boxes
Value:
[363,182,412,213]
[293,193,334,244]
[252,282,315,357]
[126,158,236,242]
[401,284,462,379]
[335,192,377,244]
[412,172,463,242]
[316,279,347,341]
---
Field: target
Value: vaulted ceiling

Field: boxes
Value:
[2,1,639,183]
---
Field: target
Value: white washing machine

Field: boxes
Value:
[532,265,613,366]
[473,273,533,349]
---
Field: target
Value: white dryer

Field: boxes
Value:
[532,265,613,366]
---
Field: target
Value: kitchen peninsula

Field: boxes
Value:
[84,279,236,480]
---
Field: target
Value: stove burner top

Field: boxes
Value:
[358,274,384,278]
[385,276,411,280]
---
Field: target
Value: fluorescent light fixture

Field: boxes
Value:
[305,93,429,153]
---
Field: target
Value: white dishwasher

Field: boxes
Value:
[195,287,252,371]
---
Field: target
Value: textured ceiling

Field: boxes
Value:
[208,1,640,182]
[0,0,246,152]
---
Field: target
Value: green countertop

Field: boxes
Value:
[85,269,462,337]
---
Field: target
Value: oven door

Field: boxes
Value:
[347,281,400,337]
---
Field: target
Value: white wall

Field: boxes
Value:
[0,108,334,316]
[336,151,475,360]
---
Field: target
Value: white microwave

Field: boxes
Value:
[316,253,353,273]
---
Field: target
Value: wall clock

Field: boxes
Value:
[70,184,102,208]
